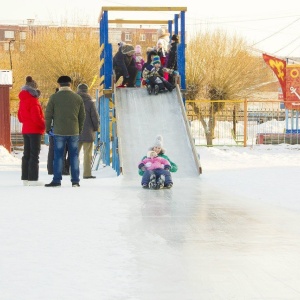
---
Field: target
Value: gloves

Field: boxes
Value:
[138,163,146,171]
[47,129,54,136]
[164,165,171,171]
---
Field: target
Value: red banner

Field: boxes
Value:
[285,65,300,110]
[263,53,286,100]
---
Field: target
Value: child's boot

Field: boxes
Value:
[147,85,152,95]
[148,173,157,189]
[157,175,165,189]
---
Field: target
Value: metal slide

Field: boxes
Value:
[114,86,202,179]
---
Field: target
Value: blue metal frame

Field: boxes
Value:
[178,11,186,103]
[168,21,172,40]
[111,92,120,174]
[99,7,187,175]
[99,95,110,165]
[174,14,179,35]
[169,12,186,104]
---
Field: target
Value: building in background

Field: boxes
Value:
[0,20,166,61]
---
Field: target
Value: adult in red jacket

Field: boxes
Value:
[18,76,45,186]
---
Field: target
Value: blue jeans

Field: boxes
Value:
[53,135,80,184]
[141,169,172,186]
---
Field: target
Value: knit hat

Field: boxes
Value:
[121,44,135,55]
[118,41,125,47]
[147,150,157,158]
[25,76,37,89]
[148,50,158,57]
[57,76,72,84]
[153,135,163,148]
[151,55,161,65]
[171,34,179,43]
[77,83,88,92]
[135,45,142,56]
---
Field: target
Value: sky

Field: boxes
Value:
[1,0,300,58]
[1,140,300,299]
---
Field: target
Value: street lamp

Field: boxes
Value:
[8,39,15,70]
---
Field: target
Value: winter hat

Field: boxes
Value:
[77,83,88,92]
[148,50,158,57]
[57,76,72,85]
[157,38,168,54]
[135,45,142,55]
[157,27,169,39]
[147,150,157,158]
[153,135,163,148]
[25,76,37,89]
[151,55,161,65]
[171,34,179,43]
[121,44,135,55]
[118,41,125,47]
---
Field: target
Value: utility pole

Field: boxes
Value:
[8,39,15,70]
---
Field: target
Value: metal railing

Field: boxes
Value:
[186,100,300,146]
[9,100,300,148]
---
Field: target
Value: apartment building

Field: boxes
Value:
[0,22,31,53]
[0,19,163,58]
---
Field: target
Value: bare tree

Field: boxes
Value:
[186,30,272,145]
[8,25,102,111]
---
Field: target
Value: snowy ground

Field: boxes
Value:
[1,144,300,299]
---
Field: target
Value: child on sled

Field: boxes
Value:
[138,150,171,189]
[138,135,177,189]
[142,55,175,95]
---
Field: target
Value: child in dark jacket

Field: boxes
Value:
[141,48,157,86]
[142,55,175,95]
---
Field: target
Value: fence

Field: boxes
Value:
[186,100,300,146]
[9,100,300,148]
[10,114,23,147]
[10,114,45,147]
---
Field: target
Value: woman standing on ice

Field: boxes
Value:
[18,76,45,186]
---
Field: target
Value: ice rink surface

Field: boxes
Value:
[1,86,300,299]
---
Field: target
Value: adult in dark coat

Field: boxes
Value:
[77,83,100,179]
[166,34,179,85]
[113,44,138,87]
[47,88,70,176]
[45,75,86,187]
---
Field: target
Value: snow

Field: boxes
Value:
[1,143,300,299]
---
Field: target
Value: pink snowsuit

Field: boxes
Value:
[139,156,170,171]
